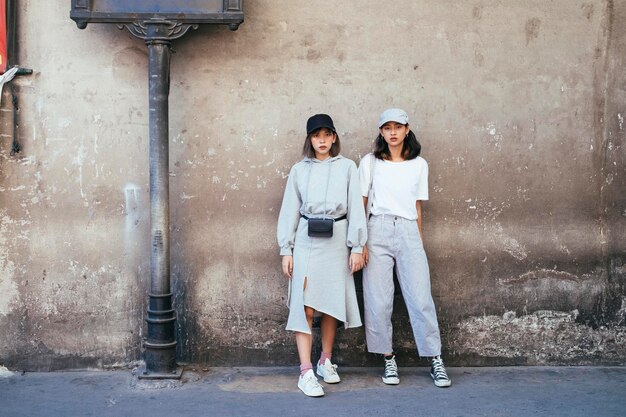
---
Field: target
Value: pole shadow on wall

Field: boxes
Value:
[70,0,244,379]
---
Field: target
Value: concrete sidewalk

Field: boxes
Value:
[1,366,625,417]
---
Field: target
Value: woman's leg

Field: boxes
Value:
[364,217,401,385]
[395,220,442,357]
[295,307,325,396]
[295,306,315,366]
[317,313,341,383]
[363,217,396,354]
[320,314,337,356]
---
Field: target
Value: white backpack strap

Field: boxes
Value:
[366,154,376,218]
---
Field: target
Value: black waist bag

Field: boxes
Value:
[308,218,334,238]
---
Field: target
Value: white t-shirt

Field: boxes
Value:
[358,153,429,220]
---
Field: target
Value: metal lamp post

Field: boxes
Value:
[70,0,244,379]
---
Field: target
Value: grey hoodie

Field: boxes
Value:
[277,155,367,256]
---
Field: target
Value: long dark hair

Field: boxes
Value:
[373,128,421,160]
[302,128,341,158]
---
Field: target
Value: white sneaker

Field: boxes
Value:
[316,358,341,384]
[298,369,325,397]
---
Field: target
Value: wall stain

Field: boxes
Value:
[582,3,595,21]
[473,43,485,67]
[472,6,483,20]
[525,17,542,45]
[501,268,582,284]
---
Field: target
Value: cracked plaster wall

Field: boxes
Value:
[0,1,624,369]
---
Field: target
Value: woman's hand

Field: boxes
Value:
[362,246,369,266]
[349,253,364,273]
[282,255,293,278]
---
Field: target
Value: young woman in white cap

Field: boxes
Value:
[277,114,367,397]
[358,108,451,388]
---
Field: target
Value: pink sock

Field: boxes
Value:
[319,351,332,364]
[300,362,313,376]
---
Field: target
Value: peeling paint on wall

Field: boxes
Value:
[450,309,626,365]
[0,214,19,315]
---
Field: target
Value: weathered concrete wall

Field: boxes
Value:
[0,1,624,370]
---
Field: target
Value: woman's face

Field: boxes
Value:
[310,128,336,160]
[380,122,409,150]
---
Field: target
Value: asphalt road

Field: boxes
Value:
[1,366,625,417]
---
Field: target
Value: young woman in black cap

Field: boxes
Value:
[277,114,367,397]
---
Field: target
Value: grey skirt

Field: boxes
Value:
[285,217,362,333]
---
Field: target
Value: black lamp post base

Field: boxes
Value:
[137,365,184,380]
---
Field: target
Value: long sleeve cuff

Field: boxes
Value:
[280,246,293,256]
[350,245,363,254]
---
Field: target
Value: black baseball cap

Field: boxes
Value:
[306,114,336,135]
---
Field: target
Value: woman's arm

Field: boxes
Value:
[362,196,369,264]
[416,200,423,238]
[358,156,372,265]
[346,162,367,254]
[282,255,293,278]
[276,166,301,256]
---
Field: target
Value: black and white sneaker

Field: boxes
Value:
[430,356,451,388]
[382,355,400,385]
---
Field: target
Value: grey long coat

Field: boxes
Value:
[277,155,367,333]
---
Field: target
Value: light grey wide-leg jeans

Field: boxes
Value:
[363,214,442,357]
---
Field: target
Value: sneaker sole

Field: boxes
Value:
[317,371,340,384]
[298,385,325,397]
[320,377,340,384]
[382,376,400,385]
[431,374,451,388]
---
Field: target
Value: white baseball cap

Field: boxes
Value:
[378,108,409,128]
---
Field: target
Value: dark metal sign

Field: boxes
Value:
[71,0,244,30]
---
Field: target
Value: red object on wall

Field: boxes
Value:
[0,1,6,74]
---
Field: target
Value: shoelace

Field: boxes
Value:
[431,358,448,380]
[304,372,321,386]
[325,363,338,376]
[384,358,398,377]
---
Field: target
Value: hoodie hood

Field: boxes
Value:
[302,155,344,164]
